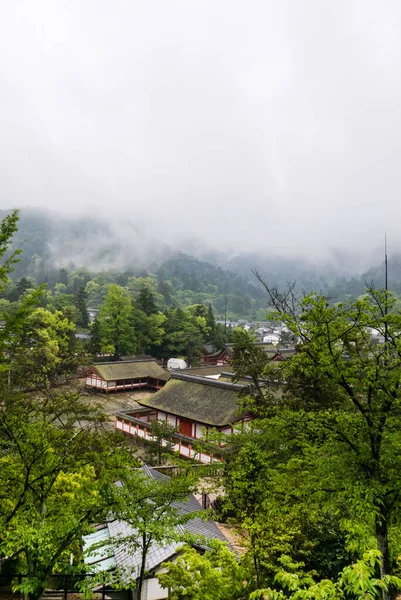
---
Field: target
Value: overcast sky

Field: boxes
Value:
[1,0,401,259]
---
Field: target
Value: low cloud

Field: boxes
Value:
[0,1,400,262]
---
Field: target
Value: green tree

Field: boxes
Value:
[84,280,102,305]
[158,279,174,306]
[231,328,268,399]
[8,307,78,388]
[0,388,136,600]
[74,284,89,328]
[8,276,32,301]
[250,550,401,600]
[110,467,196,600]
[0,211,140,600]
[57,268,69,286]
[155,307,207,365]
[53,282,67,296]
[88,317,102,356]
[137,282,158,316]
[146,419,179,464]
[278,328,296,347]
[243,281,401,598]
[131,304,166,355]
[99,284,136,360]
[158,540,251,600]
[206,303,216,332]
[222,429,354,589]
[66,268,91,294]
[0,210,22,283]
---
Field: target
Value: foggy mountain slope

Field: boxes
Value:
[1,208,396,305]
[2,208,338,292]
[157,253,266,300]
[3,208,174,279]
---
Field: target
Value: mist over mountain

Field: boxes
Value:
[3,208,396,306]
[4,209,175,278]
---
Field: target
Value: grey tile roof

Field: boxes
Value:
[184,517,229,545]
[107,519,183,578]
[83,467,230,579]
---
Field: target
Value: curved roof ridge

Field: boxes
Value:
[171,370,246,391]
[94,357,157,366]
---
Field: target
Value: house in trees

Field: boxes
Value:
[201,341,296,365]
[201,344,230,366]
[83,466,230,600]
[115,370,252,463]
[86,357,170,393]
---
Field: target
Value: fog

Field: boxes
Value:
[1,1,401,261]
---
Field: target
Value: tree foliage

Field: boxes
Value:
[99,284,136,359]
[109,467,197,600]
[223,282,401,599]
[158,540,251,600]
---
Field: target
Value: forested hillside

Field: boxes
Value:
[2,208,401,316]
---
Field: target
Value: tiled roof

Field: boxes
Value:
[107,519,183,578]
[83,467,231,580]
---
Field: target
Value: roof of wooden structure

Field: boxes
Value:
[137,371,248,427]
[182,365,234,377]
[83,466,230,578]
[92,359,170,382]
[223,343,297,360]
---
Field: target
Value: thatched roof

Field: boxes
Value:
[138,372,248,426]
[92,359,170,382]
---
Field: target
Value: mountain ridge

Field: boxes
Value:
[0,208,397,303]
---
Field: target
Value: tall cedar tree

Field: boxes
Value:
[99,284,136,360]
[137,283,157,316]
[88,317,102,355]
[74,284,89,328]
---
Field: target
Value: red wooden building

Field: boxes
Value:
[201,342,296,366]
[86,357,170,393]
[115,370,252,463]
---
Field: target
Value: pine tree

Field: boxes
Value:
[57,268,69,286]
[206,303,216,332]
[74,284,89,328]
[137,282,157,316]
[88,317,102,355]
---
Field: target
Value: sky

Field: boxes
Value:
[1,0,401,260]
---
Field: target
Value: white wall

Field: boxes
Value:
[195,423,205,438]
[143,576,168,600]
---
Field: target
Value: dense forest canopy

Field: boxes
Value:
[2,208,401,321]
